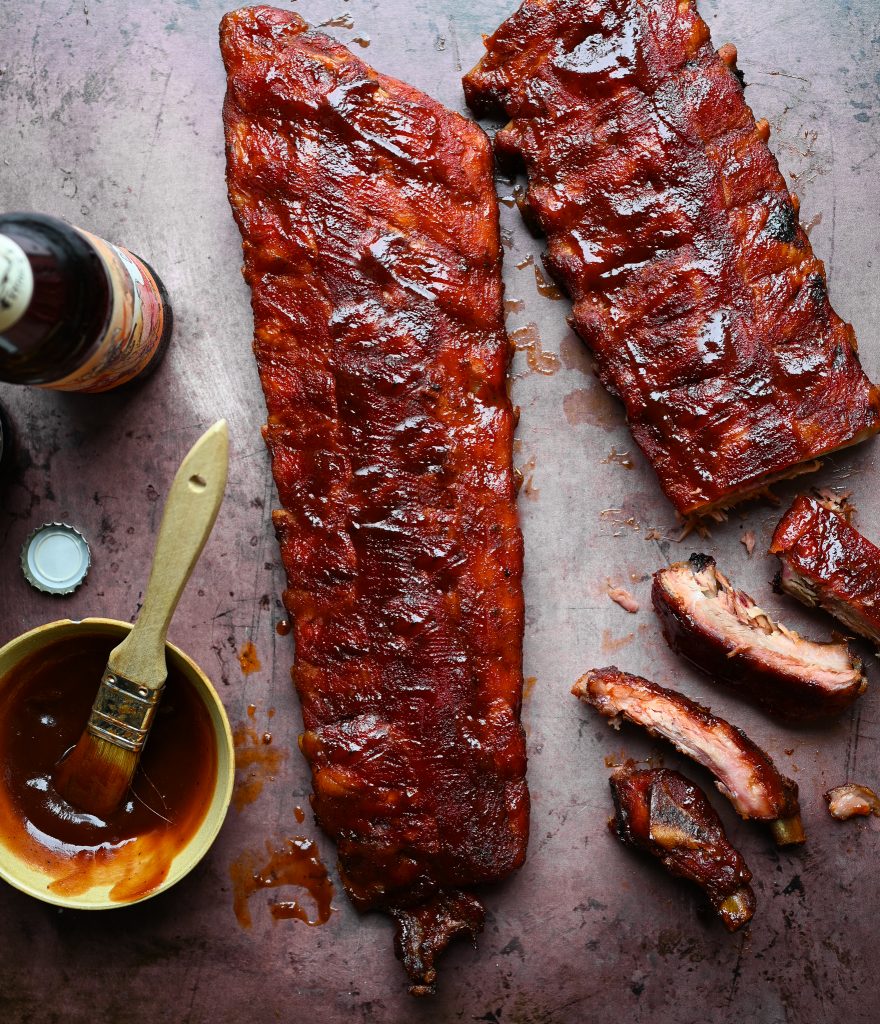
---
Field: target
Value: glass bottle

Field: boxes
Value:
[0,212,173,392]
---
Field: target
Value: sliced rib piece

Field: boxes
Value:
[572,667,803,845]
[771,495,880,645]
[653,553,866,719]
[463,0,880,517]
[221,6,528,995]
[609,765,755,931]
[825,784,880,821]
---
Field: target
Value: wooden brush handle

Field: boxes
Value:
[108,420,229,689]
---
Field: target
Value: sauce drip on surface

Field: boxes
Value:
[238,641,261,675]
[534,264,563,300]
[509,323,560,376]
[232,718,287,811]
[602,446,636,469]
[230,836,334,928]
[0,633,217,901]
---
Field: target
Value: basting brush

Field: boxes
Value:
[56,420,229,818]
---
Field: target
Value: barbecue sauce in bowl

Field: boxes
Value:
[0,631,217,903]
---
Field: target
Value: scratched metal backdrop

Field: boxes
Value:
[0,1,878,1021]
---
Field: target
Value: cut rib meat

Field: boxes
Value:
[652,553,866,719]
[463,0,880,517]
[771,495,880,646]
[221,6,528,995]
[572,667,804,845]
[609,765,756,932]
[825,784,880,821]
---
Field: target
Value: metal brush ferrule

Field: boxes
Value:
[86,670,165,753]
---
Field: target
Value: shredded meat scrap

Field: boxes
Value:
[608,584,640,614]
[825,784,880,821]
[609,765,755,931]
[573,668,804,845]
[771,495,880,646]
[653,554,866,719]
[463,0,880,517]
[221,7,528,995]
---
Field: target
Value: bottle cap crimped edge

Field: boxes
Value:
[21,522,91,595]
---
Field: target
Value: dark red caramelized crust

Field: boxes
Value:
[609,766,755,931]
[573,667,803,845]
[464,0,880,516]
[653,554,866,719]
[771,495,880,645]
[221,6,528,994]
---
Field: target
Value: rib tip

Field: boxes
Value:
[717,42,738,65]
[407,978,437,999]
[719,887,756,931]
[571,670,597,698]
[770,815,806,846]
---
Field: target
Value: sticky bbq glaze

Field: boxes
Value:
[221,5,528,995]
[771,495,880,645]
[0,632,217,902]
[609,765,756,932]
[464,0,880,516]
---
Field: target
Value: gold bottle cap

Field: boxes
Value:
[21,522,91,595]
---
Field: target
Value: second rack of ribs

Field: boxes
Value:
[464,0,880,516]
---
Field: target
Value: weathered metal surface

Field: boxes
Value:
[0,1,878,1021]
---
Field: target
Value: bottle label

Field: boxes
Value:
[0,234,35,337]
[40,228,168,393]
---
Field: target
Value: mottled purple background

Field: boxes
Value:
[1,1,878,1021]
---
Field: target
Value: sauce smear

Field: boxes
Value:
[238,641,261,675]
[0,633,217,901]
[230,837,334,928]
[232,718,287,811]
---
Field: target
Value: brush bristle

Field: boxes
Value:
[55,732,141,819]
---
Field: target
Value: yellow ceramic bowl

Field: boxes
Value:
[0,617,234,909]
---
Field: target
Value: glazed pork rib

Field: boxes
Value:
[573,668,803,845]
[653,554,866,719]
[609,765,756,932]
[464,0,880,517]
[771,495,880,646]
[221,6,528,995]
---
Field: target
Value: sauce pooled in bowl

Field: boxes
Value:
[0,632,217,901]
